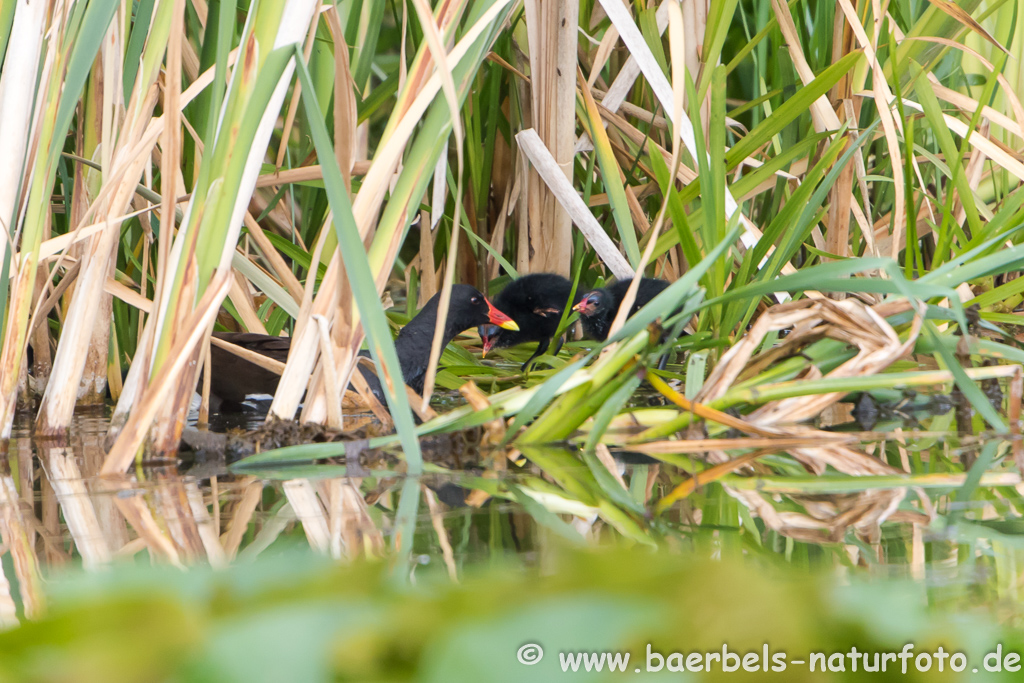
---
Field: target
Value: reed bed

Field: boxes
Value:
[1,0,1024,584]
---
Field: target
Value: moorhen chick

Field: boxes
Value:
[477,273,574,370]
[572,277,671,341]
[208,284,518,409]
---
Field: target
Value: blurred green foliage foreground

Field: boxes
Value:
[0,548,1022,683]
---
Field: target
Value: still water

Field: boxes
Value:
[1,398,1022,622]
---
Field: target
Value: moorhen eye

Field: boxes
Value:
[471,296,481,304]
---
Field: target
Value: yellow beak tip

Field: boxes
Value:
[499,321,519,331]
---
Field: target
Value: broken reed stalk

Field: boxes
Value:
[520,0,577,277]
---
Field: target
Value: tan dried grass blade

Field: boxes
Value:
[837,0,905,259]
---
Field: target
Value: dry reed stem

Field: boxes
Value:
[602,1,689,345]
[354,0,513,252]
[772,0,842,133]
[237,502,297,562]
[272,259,334,420]
[635,435,857,454]
[417,0,470,408]
[598,105,697,184]
[282,479,330,553]
[102,272,230,473]
[521,0,577,276]
[324,7,358,192]
[154,478,205,564]
[0,267,38,439]
[648,374,794,439]
[457,381,502,443]
[209,334,286,375]
[104,277,152,312]
[419,209,439,303]
[228,269,269,334]
[597,0,739,217]
[594,443,628,491]
[39,447,112,569]
[275,4,322,169]
[108,316,155,437]
[252,162,372,187]
[576,1,668,153]
[346,357,394,428]
[315,314,344,428]
[837,0,905,259]
[336,478,385,560]
[221,478,263,560]
[405,384,438,423]
[36,19,165,434]
[185,481,227,568]
[595,0,811,300]
[137,0,318,454]
[658,448,776,512]
[0,476,44,618]
[423,485,457,581]
[108,489,184,568]
[240,212,304,304]
[0,554,18,629]
[516,129,634,278]
[0,0,47,286]
[1009,364,1024,473]
[70,24,117,401]
[39,468,67,568]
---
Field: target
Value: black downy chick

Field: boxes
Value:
[477,273,574,370]
[572,277,671,341]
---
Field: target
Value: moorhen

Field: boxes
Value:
[572,277,671,341]
[208,284,518,409]
[477,273,574,370]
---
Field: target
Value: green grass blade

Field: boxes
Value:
[292,46,424,472]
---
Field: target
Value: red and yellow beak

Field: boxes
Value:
[486,299,519,331]
[572,294,599,316]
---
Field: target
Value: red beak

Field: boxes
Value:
[486,299,519,331]
[481,334,496,357]
[572,295,598,316]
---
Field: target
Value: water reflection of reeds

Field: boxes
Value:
[1,408,1022,631]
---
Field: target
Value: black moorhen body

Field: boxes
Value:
[477,273,574,369]
[208,284,518,410]
[572,277,671,341]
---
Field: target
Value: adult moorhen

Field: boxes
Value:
[572,277,671,341]
[208,284,518,409]
[477,273,574,370]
